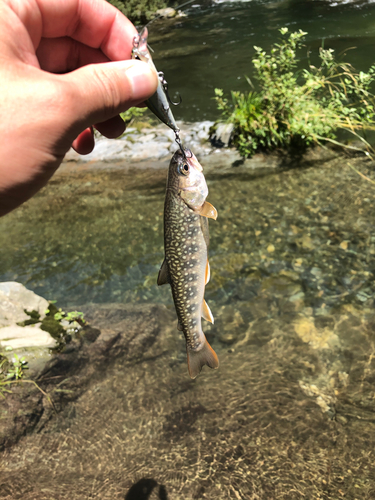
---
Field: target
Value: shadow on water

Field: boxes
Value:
[125,478,168,500]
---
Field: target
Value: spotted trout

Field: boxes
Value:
[158,149,219,379]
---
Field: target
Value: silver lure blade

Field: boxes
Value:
[132,28,180,134]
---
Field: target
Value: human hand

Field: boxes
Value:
[0,0,158,216]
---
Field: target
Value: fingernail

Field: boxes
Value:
[126,61,158,101]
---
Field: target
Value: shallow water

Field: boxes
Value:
[2,152,375,498]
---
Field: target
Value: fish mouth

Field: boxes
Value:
[188,156,203,173]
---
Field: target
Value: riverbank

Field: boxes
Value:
[62,119,341,175]
[64,121,215,164]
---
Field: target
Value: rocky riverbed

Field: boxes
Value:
[1,124,375,498]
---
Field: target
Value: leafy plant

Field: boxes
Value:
[53,309,86,325]
[0,302,86,405]
[106,0,167,25]
[214,28,375,157]
[40,303,86,347]
[120,107,147,127]
[0,351,28,398]
[0,354,55,409]
[6,354,28,380]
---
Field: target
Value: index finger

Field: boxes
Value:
[16,0,138,61]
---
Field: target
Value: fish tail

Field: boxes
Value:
[187,336,219,379]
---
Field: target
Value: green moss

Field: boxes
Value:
[40,316,65,341]
[17,309,40,327]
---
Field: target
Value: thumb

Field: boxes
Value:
[61,59,158,131]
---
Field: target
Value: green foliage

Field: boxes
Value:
[120,107,147,127]
[214,28,375,157]
[0,350,28,398]
[53,309,85,324]
[41,303,86,346]
[6,353,28,380]
[0,302,85,402]
[106,0,167,25]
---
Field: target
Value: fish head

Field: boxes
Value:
[168,149,208,210]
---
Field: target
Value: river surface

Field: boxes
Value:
[148,0,375,122]
[2,1,375,499]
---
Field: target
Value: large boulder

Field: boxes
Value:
[0,282,49,328]
[0,325,57,349]
[0,282,57,373]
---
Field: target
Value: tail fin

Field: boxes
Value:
[187,336,219,379]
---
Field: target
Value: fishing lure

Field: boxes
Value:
[132,27,185,155]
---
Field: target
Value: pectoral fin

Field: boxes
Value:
[205,260,210,285]
[199,201,217,220]
[202,299,214,324]
[157,259,171,286]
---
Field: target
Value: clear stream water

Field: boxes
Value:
[2,1,375,499]
[149,0,375,122]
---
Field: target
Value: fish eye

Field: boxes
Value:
[178,163,189,176]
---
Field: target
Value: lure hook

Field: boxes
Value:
[175,132,186,160]
[175,133,193,161]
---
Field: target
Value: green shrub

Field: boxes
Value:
[106,0,167,25]
[120,107,147,126]
[214,28,375,157]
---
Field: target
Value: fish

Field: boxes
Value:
[132,27,180,134]
[157,148,219,379]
